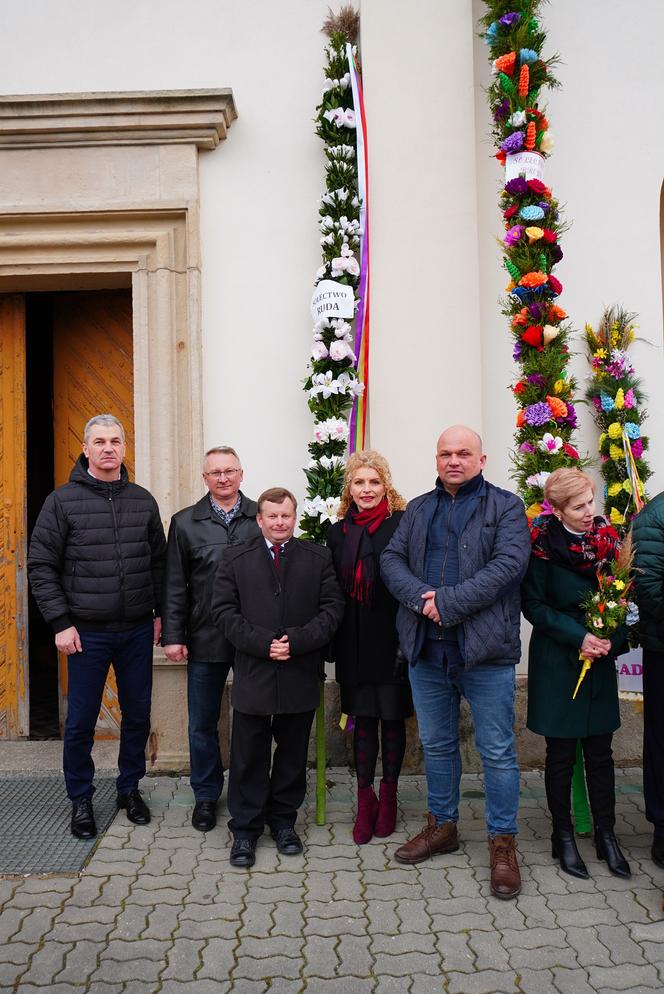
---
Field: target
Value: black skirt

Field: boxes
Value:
[340,681,413,721]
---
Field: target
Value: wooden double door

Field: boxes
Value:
[0,289,134,739]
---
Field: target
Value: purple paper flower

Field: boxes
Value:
[501,131,524,154]
[499,12,521,27]
[505,177,528,196]
[527,374,546,388]
[528,303,544,321]
[524,402,552,427]
[513,341,523,360]
[559,403,578,429]
[538,202,550,213]
[494,98,510,121]
[550,245,563,264]
[519,442,536,454]
[504,225,524,246]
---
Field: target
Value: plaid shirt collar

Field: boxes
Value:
[209,491,242,526]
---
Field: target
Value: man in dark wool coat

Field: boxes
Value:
[28,414,166,840]
[212,486,344,867]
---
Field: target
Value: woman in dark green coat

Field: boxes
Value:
[522,468,630,879]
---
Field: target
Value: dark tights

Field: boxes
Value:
[545,733,615,832]
[354,716,406,787]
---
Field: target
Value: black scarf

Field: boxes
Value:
[530,514,620,574]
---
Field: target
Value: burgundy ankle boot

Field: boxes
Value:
[353,784,378,844]
[374,780,398,838]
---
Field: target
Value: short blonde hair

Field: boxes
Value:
[338,450,406,517]
[544,467,595,511]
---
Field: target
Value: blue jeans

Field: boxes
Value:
[187,660,231,802]
[63,621,153,801]
[409,645,519,836]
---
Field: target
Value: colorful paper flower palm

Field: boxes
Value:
[481,1,583,519]
[584,306,651,528]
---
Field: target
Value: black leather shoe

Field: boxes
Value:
[271,827,303,855]
[71,798,97,839]
[551,830,589,879]
[117,789,150,825]
[230,837,256,868]
[192,800,217,832]
[652,836,664,869]
[595,828,631,878]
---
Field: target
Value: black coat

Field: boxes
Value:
[28,455,166,633]
[211,536,345,715]
[161,492,259,661]
[327,512,403,686]
[522,555,624,738]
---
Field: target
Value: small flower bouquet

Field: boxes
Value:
[574,536,634,699]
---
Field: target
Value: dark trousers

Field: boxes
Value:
[228,709,315,839]
[643,649,664,835]
[187,659,232,802]
[63,621,153,801]
[545,733,615,832]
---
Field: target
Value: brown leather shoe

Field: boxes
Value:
[488,834,521,899]
[394,813,459,864]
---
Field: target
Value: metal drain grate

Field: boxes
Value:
[0,772,118,875]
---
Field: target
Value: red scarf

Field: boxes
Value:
[340,497,390,604]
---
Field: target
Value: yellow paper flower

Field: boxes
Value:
[614,388,625,409]
[525,226,544,244]
[613,579,625,591]
[608,482,622,497]
[609,444,624,461]
[608,422,622,439]
[610,507,625,526]
[554,379,564,394]
[594,348,607,359]
[622,479,633,494]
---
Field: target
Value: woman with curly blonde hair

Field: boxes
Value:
[327,450,412,843]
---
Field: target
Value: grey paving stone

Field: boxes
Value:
[559,925,612,968]
[551,964,605,994]
[445,968,520,993]
[364,899,400,935]
[434,930,475,972]
[509,943,579,971]
[143,902,182,940]
[512,967,556,994]
[0,940,37,965]
[301,935,339,978]
[159,982,231,994]
[336,933,373,975]
[0,879,18,907]
[375,977,415,994]
[232,953,302,981]
[430,911,494,933]
[198,937,238,979]
[372,931,437,956]
[270,901,306,937]
[394,898,432,933]
[0,960,28,988]
[332,870,364,901]
[161,936,204,981]
[14,940,72,986]
[91,956,165,983]
[303,870,336,902]
[55,937,100,984]
[15,905,60,944]
[0,907,24,942]
[179,910,239,940]
[101,937,172,963]
[9,888,70,910]
[302,915,367,937]
[242,885,302,905]
[630,920,664,941]
[596,922,648,965]
[127,885,187,906]
[13,984,82,994]
[305,899,364,920]
[410,976,447,994]
[372,950,441,977]
[466,929,511,971]
[301,980,375,994]
[95,875,136,904]
[586,963,661,989]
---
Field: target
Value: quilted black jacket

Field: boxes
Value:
[28,455,166,633]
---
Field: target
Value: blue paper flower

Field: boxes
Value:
[624,422,641,440]
[520,48,538,64]
[519,205,545,221]
[485,21,498,44]
[600,394,615,412]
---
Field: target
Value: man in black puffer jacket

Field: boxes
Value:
[28,414,166,839]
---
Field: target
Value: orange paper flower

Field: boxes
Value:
[525,121,536,150]
[516,409,526,428]
[512,308,529,327]
[518,64,530,98]
[519,271,548,288]
[546,395,568,419]
[495,51,517,76]
[549,304,567,321]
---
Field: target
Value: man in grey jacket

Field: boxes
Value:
[161,446,259,831]
[381,425,530,899]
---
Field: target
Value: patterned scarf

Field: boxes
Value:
[340,497,390,604]
[530,514,620,574]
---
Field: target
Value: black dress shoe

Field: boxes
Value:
[551,830,589,879]
[71,798,97,839]
[652,836,664,869]
[192,800,217,832]
[595,828,631,878]
[230,837,256,867]
[271,827,303,855]
[117,789,150,825]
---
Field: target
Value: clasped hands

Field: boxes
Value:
[580,633,612,659]
[421,590,441,625]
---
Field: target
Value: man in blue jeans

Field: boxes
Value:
[381,425,530,898]
[161,446,259,832]
[28,414,166,839]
